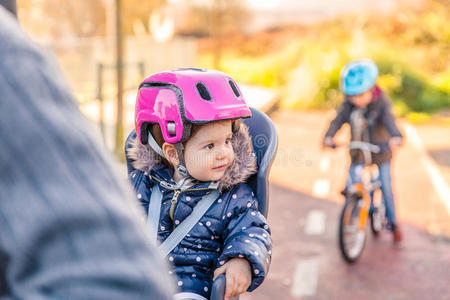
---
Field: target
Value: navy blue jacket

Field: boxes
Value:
[127,124,272,298]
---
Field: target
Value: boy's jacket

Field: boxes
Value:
[127,124,272,298]
[324,87,403,164]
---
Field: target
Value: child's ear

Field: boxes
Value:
[162,143,179,166]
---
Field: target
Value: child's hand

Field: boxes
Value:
[213,257,251,300]
[322,137,336,149]
[389,137,403,148]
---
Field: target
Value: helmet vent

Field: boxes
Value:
[228,80,240,97]
[196,82,212,101]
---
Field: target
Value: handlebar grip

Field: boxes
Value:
[211,274,226,300]
[211,274,240,300]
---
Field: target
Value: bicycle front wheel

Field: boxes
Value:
[338,198,367,263]
[370,188,384,236]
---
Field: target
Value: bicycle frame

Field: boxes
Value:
[338,141,383,263]
[348,142,381,226]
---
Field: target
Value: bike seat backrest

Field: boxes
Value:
[124,107,278,218]
[241,107,278,217]
[125,131,137,176]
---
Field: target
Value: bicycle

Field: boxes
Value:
[337,141,388,263]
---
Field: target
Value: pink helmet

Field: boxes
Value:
[135,68,251,146]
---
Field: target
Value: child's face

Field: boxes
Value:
[348,89,373,107]
[183,120,235,182]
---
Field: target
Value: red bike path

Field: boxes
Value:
[240,110,450,299]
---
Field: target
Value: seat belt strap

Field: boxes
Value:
[159,190,220,257]
[147,184,163,243]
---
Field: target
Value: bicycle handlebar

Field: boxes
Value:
[348,141,380,153]
[329,141,380,165]
[331,141,380,153]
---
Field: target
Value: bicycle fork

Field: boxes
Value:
[344,183,371,230]
[359,190,371,230]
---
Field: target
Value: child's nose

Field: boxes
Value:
[216,147,226,160]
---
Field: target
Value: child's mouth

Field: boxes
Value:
[213,164,227,171]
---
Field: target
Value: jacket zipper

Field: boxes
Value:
[169,187,212,223]
[151,175,212,224]
[169,190,181,221]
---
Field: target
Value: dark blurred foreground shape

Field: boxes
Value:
[0,0,16,16]
[0,6,174,299]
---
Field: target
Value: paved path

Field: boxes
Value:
[241,185,450,300]
[239,110,450,299]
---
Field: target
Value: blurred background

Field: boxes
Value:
[9,0,450,298]
[16,0,449,154]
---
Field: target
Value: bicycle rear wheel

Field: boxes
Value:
[338,197,367,263]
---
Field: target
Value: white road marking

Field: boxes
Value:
[304,210,326,235]
[403,123,450,214]
[291,258,319,297]
[313,179,330,197]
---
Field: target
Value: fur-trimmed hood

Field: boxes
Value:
[127,123,257,191]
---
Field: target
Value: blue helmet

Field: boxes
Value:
[340,59,379,96]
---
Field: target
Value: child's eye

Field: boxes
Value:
[205,143,214,150]
[225,138,231,144]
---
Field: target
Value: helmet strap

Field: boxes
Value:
[147,132,166,158]
[147,132,190,177]
[175,143,189,177]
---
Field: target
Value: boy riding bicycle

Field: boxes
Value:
[323,59,404,243]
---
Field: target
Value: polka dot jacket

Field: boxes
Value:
[127,124,272,299]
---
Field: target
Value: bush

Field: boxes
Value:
[365,55,448,114]
[197,1,450,115]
